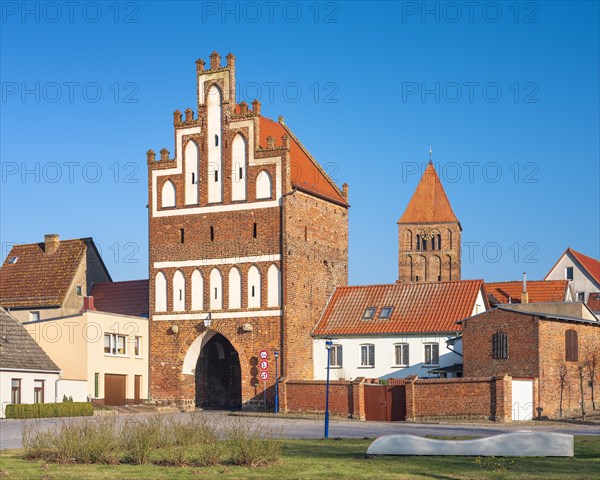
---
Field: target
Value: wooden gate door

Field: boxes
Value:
[364,384,387,421]
[388,385,406,421]
[134,375,141,404]
[104,374,126,406]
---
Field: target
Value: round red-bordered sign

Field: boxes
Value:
[260,371,268,381]
[259,360,268,370]
[259,350,268,360]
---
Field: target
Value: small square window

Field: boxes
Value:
[565,267,574,280]
[577,292,585,302]
[379,307,393,319]
[362,307,376,320]
[30,311,40,322]
[76,285,83,296]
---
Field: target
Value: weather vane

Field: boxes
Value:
[429,146,432,163]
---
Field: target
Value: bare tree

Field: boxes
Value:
[585,346,599,410]
[558,363,568,418]
[578,362,587,420]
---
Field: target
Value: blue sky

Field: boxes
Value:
[1,1,598,284]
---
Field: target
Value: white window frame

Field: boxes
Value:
[29,311,40,322]
[104,333,127,357]
[393,343,409,367]
[329,344,343,368]
[423,343,439,366]
[360,344,375,368]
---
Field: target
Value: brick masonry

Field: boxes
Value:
[147,53,348,408]
[462,308,600,418]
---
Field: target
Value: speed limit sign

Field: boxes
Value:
[260,371,268,381]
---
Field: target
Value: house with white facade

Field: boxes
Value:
[0,308,61,418]
[545,247,600,303]
[312,280,487,381]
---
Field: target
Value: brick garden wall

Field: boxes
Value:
[404,375,512,422]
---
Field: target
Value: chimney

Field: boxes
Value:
[521,272,529,304]
[82,296,95,311]
[44,234,60,255]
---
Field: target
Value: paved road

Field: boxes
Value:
[1,410,598,450]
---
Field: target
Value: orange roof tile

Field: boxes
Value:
[398,162,459,224]
[485,280,569,305]
[258,116,347,206]
[89,280,149,317]
[0,238,99,309]
[312,280,485,336]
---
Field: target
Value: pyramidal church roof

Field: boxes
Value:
[398,161,460,226]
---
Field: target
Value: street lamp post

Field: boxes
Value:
[324,339,333,439]
[274,350,280,414]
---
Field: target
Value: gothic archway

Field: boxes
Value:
[195,332,241,409]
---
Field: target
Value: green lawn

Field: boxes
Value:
[0,436,598,479]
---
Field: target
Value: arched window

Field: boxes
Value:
[207,84,222,203]
[155,271,167,312]
[431,237,435,250]
[228,267,242,309]
[231,134,247,201]
[267,264,281,307]
[173,270,185,312]
[161,180,176,208]
[255,170,272,199]
[210,268,223,310]
[184,141,199,205]
[416,234,421,251]
[422,237,427,251]
[248,265,261,308]
[437,234,442,250]
[565,329,578,362]
[448,229,453,249]
[191,270,203,311]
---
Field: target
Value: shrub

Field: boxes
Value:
[170,413,217,446]
[187,443,223,467]
[120,416,166,464]
[224,422,281,467]
[5,402,93,419]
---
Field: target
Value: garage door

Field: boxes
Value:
[104,374,126,406]
[512,379,533,421]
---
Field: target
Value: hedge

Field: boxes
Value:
[5,402,94,419]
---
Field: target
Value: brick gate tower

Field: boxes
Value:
[147,52,348,409]
[397,159,461,283]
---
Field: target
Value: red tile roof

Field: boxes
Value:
[588,293,600,313]
[258,116,348,207]
[568,248,600,285]
[485,280,569,305]
[0,239,88,308]
[312,280,485,336]
[398,162,459,224]
[89,280,149,317]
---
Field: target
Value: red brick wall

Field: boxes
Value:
[283,191,348,380]
[280,378,364,419]
[404,376,510,421]
[462,309,539,378]
[537,320,600,417]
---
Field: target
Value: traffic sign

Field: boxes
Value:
[260,360,268,370]
[260,371,268,381]
[259,349,268,359]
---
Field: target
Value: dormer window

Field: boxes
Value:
[362,307,376,320]
[379,307,393,319]
[7,256,18,264]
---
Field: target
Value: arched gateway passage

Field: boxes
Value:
[195,332,241,409]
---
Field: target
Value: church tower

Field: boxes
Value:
[397,159,461,283]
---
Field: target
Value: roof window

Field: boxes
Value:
[362,307,376,320]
